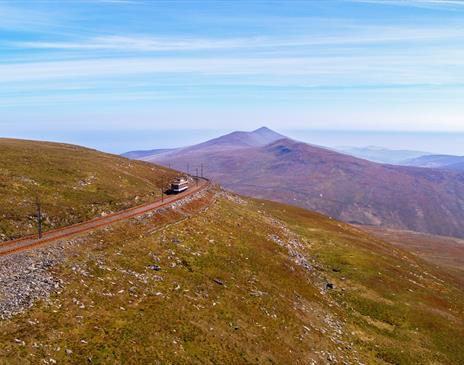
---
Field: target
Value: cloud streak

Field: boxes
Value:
[14,35,258,52]
[1,49,463,85]
[349,0,464,9]
[10,24,464,53]
[0,3,62,32]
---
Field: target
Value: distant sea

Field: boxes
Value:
[283,130,464,156]
[4,129,464,156]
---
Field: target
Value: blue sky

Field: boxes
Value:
[2,0,464,152]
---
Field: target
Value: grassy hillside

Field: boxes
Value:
[0,138,178,241]
[360,226,464,289]
[1,189,462,364]
[261,199,464,364]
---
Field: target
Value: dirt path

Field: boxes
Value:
[0,178,210,257]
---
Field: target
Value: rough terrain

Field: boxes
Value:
[1,189,463,364]
[361,226,464,288]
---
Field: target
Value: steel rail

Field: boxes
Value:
[0,177,210,257]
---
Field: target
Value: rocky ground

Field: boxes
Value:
[0,241,68,320]
[0,187,210,321]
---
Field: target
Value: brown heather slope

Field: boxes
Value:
[141,130,464,238]
[1,189,463,364]
[360,226,464,288]
[0,138,178,242]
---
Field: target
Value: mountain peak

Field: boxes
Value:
[189,127,286,150]
[252,126,274,133]
[251,126,283,137]
[124,127,286,158]
[244,126,285,145]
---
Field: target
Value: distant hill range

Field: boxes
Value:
[331,146,464,171]
[122,148,176,160]
[336,145,429,164]
[124,127,464,238]
[403,154,464,171]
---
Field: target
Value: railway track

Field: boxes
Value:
[0,177,210,257]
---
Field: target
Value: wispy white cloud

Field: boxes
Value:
[13,35,260,52]
[349,0,464,9]
[0,3,61,32]
[96,0,140,3]
[1,49,463,85]
[10,23,464,53]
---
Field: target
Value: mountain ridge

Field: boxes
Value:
[132,128,464,238]
[404,154,464,171]
[123,127,286,160]
[336,145,429,164]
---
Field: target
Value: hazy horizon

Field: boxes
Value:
[3,127,464,156]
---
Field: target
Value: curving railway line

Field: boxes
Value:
[0,177,210,257]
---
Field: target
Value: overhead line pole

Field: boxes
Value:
[161,176,164,202]
[35,195,42,239]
